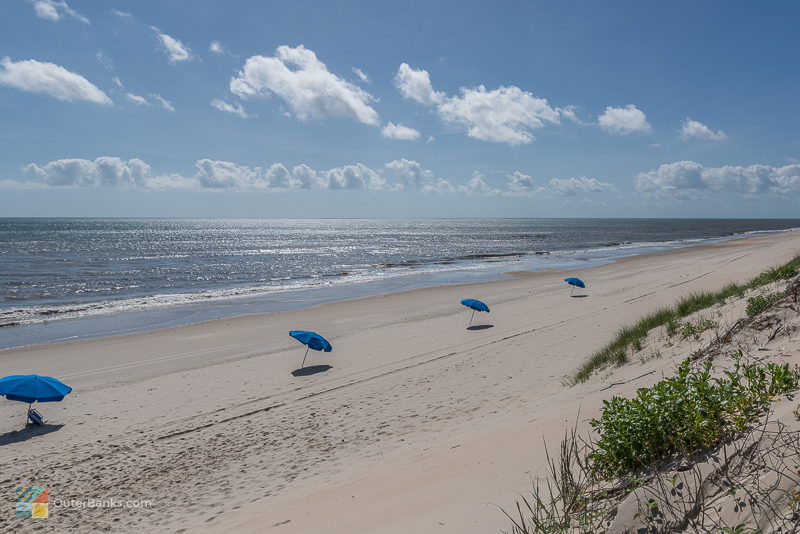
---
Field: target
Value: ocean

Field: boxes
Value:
[2,218,799,349]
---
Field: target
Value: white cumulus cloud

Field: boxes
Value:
[381,122,420,140]
[424,177,456,194]
[291,164,323,189]
[458,172,501,196]
[29,0,89,23]
[19,156,614,197]
[383,159,455,193]
[506,171,545,196]
[680,118,727,141]
[0,57,112,105]
[324,163,387,190]
[151,27,192,64]
[192,159,389,191]
[635,161,704,196]
[229,45,379,126]
[25,157,152,187]
[635,161,800,197]
[264,163,293,188]
[598,104,651,135]
[385,158,432,189]
[211,99,248,118]
[394,63,444,106]
[394,63,565,145]
[439,85,561,145]
[193,159,264,189]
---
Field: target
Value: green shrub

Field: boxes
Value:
[775,264,798,279]
[745,292,783,317]
[751,265,798,287]
[588,358,800,477]
[679,317,717,339]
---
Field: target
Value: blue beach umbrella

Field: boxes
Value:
[564,277,586,295]
[460,298,490,325]
[0,375,72,403]
[0,374,72,422]
[289,330,332,368]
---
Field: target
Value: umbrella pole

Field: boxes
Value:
[469,310,475,325]
[571,285,575,296]
[301,346,310,369]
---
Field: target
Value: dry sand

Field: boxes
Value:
[1,230,800,533]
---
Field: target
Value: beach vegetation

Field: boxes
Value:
[678,317,717,340]
[501,425,612,534]
[632,498,662,528]
[745,292,783,317]
[750,264,798,287]
[505,360,800,534]
[508,256,800,533]
[588,357,800,477]
[570,255,800,383]
[787,489,800,513]
[666,316,680,336]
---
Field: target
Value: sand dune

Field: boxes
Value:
[1,231,799,533]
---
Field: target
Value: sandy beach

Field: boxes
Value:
[2,230,800,533]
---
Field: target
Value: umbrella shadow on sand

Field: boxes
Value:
[467,324,494,331]
[0,424,64,446]
[291,365,333,377]
[570,295,589,298]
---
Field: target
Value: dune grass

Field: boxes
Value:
[569,254,800,384]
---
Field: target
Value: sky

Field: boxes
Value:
[1,0,799,218]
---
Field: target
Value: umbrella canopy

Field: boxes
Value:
[0,375,72,404]
[564,277,586,289]
[289,331,332,352]
[460,298,490,313]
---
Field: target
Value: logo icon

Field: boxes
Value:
[16,487,48,518]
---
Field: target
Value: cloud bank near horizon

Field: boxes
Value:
[17,155,623,200]
[19,156,800,203]
[636,161,800,198]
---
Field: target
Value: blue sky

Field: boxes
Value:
[1,1,799,217]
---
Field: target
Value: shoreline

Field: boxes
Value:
[1,229,800,534]
[3,225,799,351]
